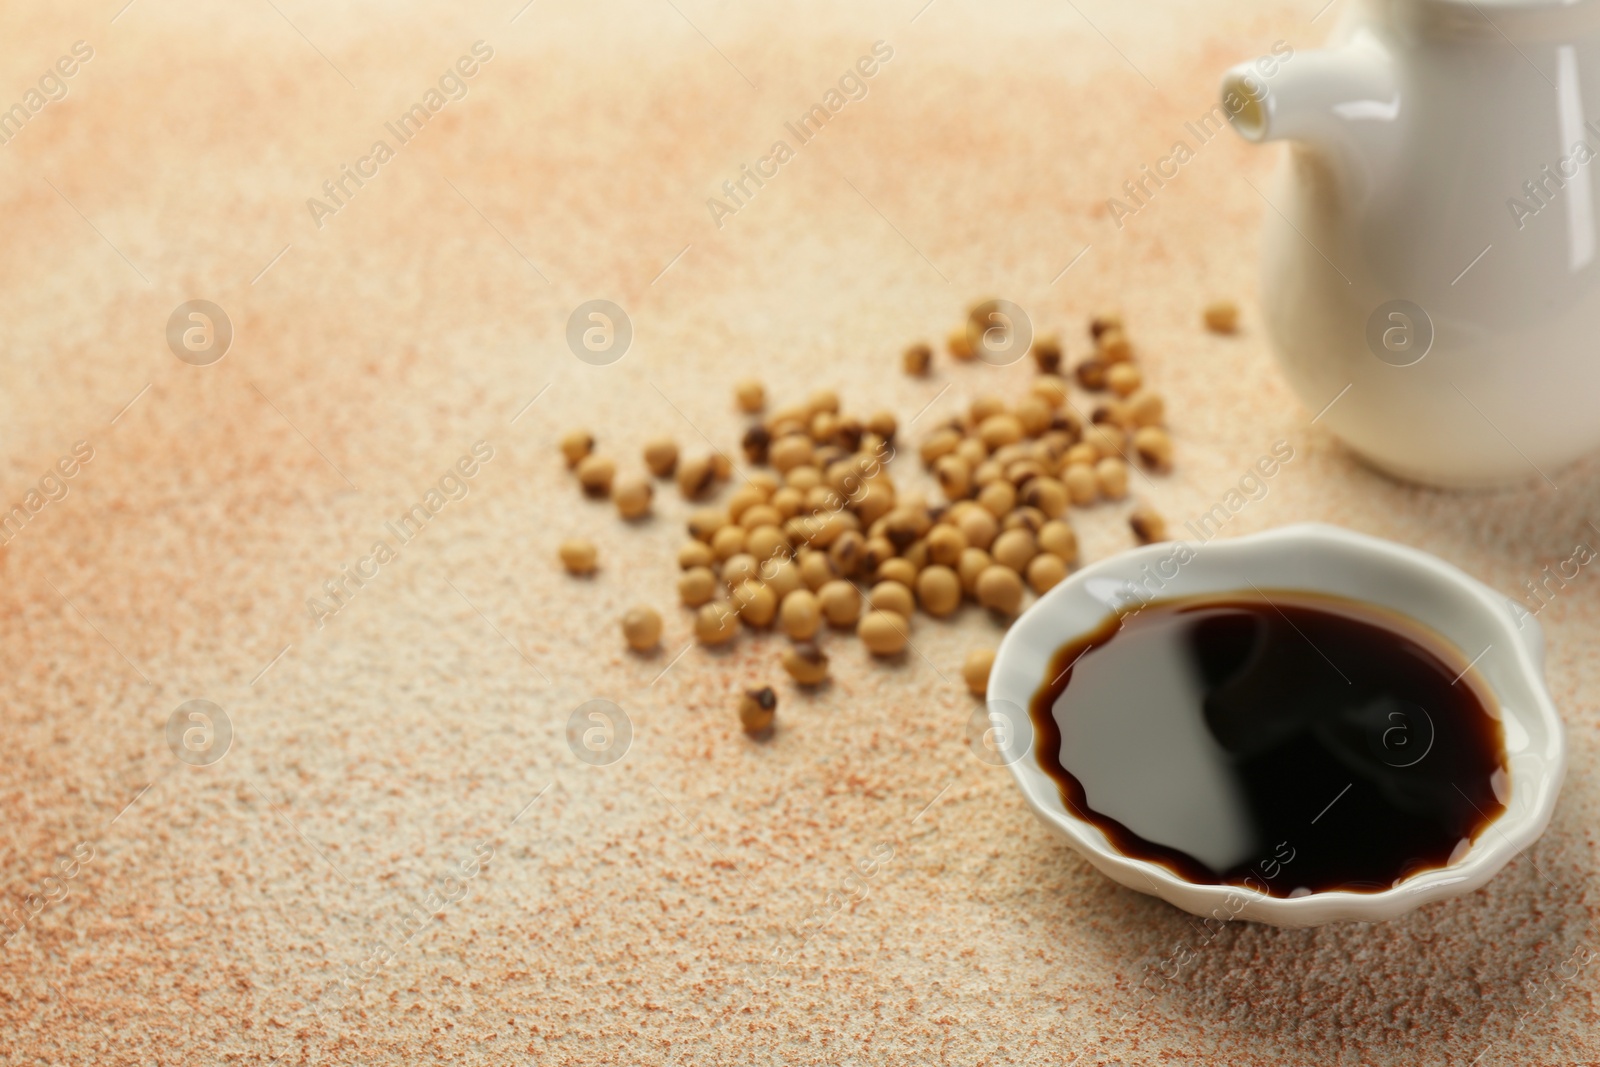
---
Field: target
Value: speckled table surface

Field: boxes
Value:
[0,1,1596,1064]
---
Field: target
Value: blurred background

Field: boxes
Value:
[0,1,1595,1064]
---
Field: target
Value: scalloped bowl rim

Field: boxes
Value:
[992,522,1566,927]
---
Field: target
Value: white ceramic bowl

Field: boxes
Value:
[991,523,1566,927]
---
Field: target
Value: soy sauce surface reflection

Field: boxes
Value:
[1028,592,1507,896]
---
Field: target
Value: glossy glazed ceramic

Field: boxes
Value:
[991,524,1565,926]
[1223,0,1600,486]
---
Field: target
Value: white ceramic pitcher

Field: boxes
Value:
[1224,0,1600,488]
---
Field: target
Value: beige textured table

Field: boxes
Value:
[1,1,1596,1064]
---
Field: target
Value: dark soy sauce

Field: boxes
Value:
[1029,591,1508,897]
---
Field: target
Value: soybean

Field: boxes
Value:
[1107,362,1142,397]
[948,326,975,361]
[739,686,777,733]
[622,606,662,651]
[1038,520,1078,564]
[560,429,594,468]
[560,538,598,575]
[956,507,998,550]
[799,551,838,591]
[677,455,717,499]
[688,507,728,542]
[926,523,967,566]
[769,434,815,473]
[935,455,971,500]
[1031,335,1063,374]
[722,553,759,589]
[1133,426,1174,472]
[957,547,994,595]
[916,565,962,618]
[678,541,714,569]
[1020,476,1066,518]
[614,476,653,519]
[782,642,831,685]
[1127,390,1166,428]
[903,342,933,376]
[765,559,803,601]
[643,436,679,477]
[735,379,766,413]
[1099,329,1133,362]
[869,580,915,619]
[711,525,748,561]
[977,480,1017,518]
[1090,312,1123,339]
[696,602,740,645]
[576,454,615,497]
[734,581,777,628]
[963,648,995,696]
[991,529,1038,573]
[1031,375,1069,408]
[975,564,1024,615]
[858,610,909,655]
[679,566,717,607]
[1204,300,1240,334]
[1026,552,1067,594]
[746,525,790,562]
[1095,457,1129,501]
[818,580,862,628]
[1063,464,1099,506]
[779,589,822,639]
[1075,358,1109,392]
[1130,504,1169,545]
[876,558,918,590]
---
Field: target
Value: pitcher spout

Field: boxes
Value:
[1223,32,1399,196]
